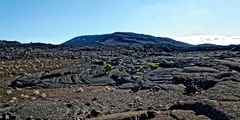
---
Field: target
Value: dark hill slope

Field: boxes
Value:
[0,40,21,46]
[61,32,191,46]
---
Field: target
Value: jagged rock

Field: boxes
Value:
[87,109,101,118]
[10,65,114,88]
[169,100,234,120]
[170,110,210,120]
[2,44,240,120]
[1,112,17,120]
[11,75,40,88]
[183,67,219,73]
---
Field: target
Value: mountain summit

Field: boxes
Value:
[61,32,190,46]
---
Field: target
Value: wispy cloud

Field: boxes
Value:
[173,35,240,45]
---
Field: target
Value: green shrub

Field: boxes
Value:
[149,63,159,69]
[105,64,113,71]
[134,65,142,69]
[132,75,141,80]
[134,65,145,72]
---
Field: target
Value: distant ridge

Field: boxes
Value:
[0,40,21,46]
[2,32,240,51]
[61,32,191,46]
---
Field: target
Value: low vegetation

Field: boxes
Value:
[105,64,113,71]
[149,63,159,69]
[0,58,81,77]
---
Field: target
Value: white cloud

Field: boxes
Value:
[173,35,240,45]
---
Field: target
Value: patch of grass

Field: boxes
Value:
[105,64,113,72]
[149,63,159,70]
[134,65,142,69]
[0,58,82,77]
[134,65,145,72]
[74,87,84,93]
[134,96,141,102]
[132,75,141,80]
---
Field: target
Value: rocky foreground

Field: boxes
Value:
[0,45,240,120]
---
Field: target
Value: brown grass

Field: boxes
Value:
[0,58,82,77]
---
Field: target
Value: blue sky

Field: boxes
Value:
[0,0,239,44]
